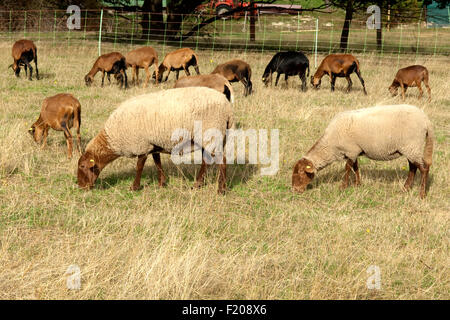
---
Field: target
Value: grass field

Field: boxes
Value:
[0,40,448,299]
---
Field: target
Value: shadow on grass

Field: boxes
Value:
[96,161,258,190]
[313,167,434,192]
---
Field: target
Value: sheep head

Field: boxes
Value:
[292,158,316,193]
[84,74,93,87]
[388,84,399,96]
[311,76,321,89]
[77,152,101,190]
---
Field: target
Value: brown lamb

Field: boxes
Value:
[154,48,200,82]
[211,59,253,96]
[311,54,367,94]
[85,52,128,88]
[9,39,39,80]
[125,46,159,88]
[389,65,431,101]
[29,93,81,159]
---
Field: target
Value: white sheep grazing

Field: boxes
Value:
[77,87,234,193]
[292,104,434,198]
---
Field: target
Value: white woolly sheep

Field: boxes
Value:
[77,87,234,194]
[292,104,434,198]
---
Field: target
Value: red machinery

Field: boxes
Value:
[195,0,254,18]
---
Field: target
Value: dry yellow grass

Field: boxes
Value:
[0,40,448,299]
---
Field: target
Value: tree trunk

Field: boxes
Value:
[339,0,353,52]
[141,0,163,41]
[250,2,256,42]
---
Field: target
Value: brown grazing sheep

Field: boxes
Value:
[84,52,128,88]
[125,46,159,88]
[389,65,431,101]
[154,48,200,82]
[28,93,82,159]
[211,59,252,96]
[311,54,367,94]
[174,74,234,102]
[9,39,39,80]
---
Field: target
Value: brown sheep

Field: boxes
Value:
[28,93,81,159]
[125,46,159,88]
[389,65,431,101]
[174,74,234,102]
[84,52,128,88]
[311,54,367,94]
[9,39,39,80]
[154,48,200,82]
[211,59,252,96]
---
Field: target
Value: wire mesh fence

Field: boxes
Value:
[1,9,449,66]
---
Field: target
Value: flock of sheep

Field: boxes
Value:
[11,38,434,198]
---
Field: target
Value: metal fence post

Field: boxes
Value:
[24,11,27,38]
[114,11,118,49]
[9,10,12,42]
[38,10,42,42]
[179,14,183,48]
[83,10,88,45]
[329,19,334,54]
[131,12,135,46]
[314,18,319,69]
[98,9,103,56]
[261,16,266,54]
[397,24,402,68]
[53,10,57,46]
[295,12,300,51]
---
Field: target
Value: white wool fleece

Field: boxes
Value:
[304,104,434,170]
[102,87,234,157]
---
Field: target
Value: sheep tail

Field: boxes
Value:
[423,121,434,167]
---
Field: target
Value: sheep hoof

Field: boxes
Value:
[217,188,226,195]
[130,184,142,191]
[192,182,204,189]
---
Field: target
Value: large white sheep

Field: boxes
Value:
[77,87,234,193]
[292,104,434,198]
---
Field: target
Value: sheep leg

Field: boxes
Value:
[135,67,140,86]
[284,74,289,87]
[107,73,111,84]
[399,81,406,100]
[24,62,28,77]
[41,126,49,149]
[152,153,166,187]
[101,71,105,87]
[61,123,73,159]
[131,66,136,85]
[418,163,429,199]
[299,74,307,92]
[217,155,227,194]
[34,57,39,80]
[144,66,150,88]
[25,60,33,80]
[122,69,128,89]
[193,158,208,189]
[183,67,190,77]
[153,62,159,85]
[330,74,337,92]
[194,65,200,75]
[353,159,361,186]
[423,75,431,101]
[404,160,417,191]
[345,75,353,93]
[341,159,355,189]
[274,73,281,86]
[416,80,423,100]
[74,110,82,154]
[240,78,249,96]
[355,69,367,95]
[131,155,148,191]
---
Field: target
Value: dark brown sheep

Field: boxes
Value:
[125,46,159,88]
[28,93,81,159]
[311,54,367,94]
[9,39,39,80]
[389,65,431,101]
[85,52,128,88]
[211,59,252,96]
[154,48,200,82]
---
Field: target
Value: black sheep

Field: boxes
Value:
[262,51,310,91]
